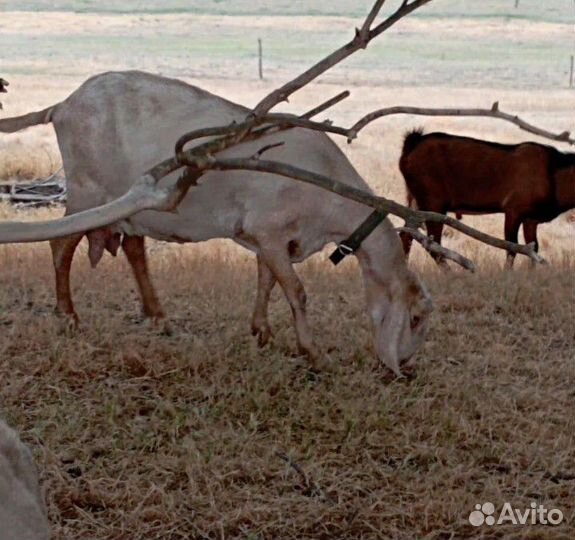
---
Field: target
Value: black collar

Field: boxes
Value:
[329,209,388,265]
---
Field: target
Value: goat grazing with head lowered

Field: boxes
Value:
[399,129,575,268]
[0,71,433,376]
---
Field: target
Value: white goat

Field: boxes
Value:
[0,71,433,375]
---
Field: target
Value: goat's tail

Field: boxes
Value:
[0,106,55,133]
[402,127,425,156]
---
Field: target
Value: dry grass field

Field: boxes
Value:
[1,1,574,538]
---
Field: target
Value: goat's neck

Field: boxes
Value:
[350,219,407,290]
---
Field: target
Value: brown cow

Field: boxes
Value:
[399,128,575,268]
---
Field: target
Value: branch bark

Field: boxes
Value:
[0,174,170,243]
[175,101,574,166]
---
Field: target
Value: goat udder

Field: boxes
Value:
[87,228,121,267]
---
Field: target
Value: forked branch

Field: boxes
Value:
[348,102,574,144]
[252,0,432,116]
[174,101,574,168]
[397,227,476,271]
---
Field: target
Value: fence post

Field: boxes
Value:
[258,38,263,80]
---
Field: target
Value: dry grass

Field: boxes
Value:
[1,78,574,540]
[0,203,574,539]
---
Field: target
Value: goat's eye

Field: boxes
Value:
[410,315,422,330]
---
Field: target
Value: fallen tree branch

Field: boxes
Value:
[0,174,168,243]
[252,0,432,116]
[174,112,350,161]
[173,1,434,165]
[347,102,574,144]
[175,100,574,168]
[199,156,543,263]
[0,149,545,266]
[396,227,476,271]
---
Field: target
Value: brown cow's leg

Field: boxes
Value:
[251,254,276,347]
[523,220,539,269]
[122,235,166,326]
[504,213,522,270]
[50,233,83,323]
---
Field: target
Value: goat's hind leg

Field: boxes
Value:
[523,220,540,269]
[425,219,450,270]
[251,254,276,347]
[504,212,522,270]
[50,233,83,325]
[122,235,169,332]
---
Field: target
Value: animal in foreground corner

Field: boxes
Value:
[0,70,433,376]
[399,129,575,268]
[0,418,50,540]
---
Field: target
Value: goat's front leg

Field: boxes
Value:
[425,219,450,270]
[251,254,276,347]
[259,245,322,368]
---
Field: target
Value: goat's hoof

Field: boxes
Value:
[144,315,173,336]
[301,346,333,372]
[251,322,272,347]
[54,309,79,333]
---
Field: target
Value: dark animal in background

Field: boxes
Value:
[0,78,8,110]
[399,129,575,268]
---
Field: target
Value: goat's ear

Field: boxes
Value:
[407,272,434,317]
[378,302,407,377]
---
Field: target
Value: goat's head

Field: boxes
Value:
[364,266,433,377]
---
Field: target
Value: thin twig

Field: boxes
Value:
[275,451,324,498]
[300,90,351,120]
[396,227,476,271]
[252,142,285,159]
